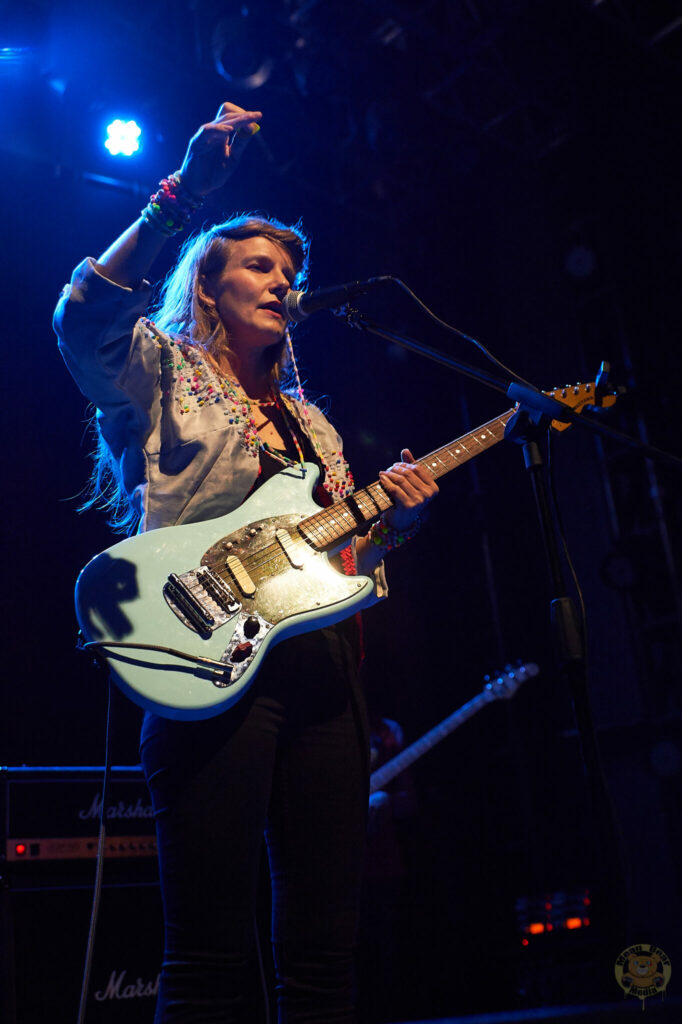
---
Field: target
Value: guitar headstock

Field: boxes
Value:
[483,662,539,700]
[543,376,618,433]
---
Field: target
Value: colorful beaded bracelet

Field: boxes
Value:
[141,171,204,236]
[368,512,421,554]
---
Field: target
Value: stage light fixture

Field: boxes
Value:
[211,10,274,90]
[0,46,29,65]
[105,119,142,157]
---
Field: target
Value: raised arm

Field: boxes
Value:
[96,102,263,289]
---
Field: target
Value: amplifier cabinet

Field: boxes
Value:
[1,767,162,1023]
[3,882,163,1023]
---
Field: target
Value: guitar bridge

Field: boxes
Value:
[164,567,241,636]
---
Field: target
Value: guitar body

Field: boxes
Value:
[75,463,375,720]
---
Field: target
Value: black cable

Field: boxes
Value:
[385,276,539,391]
[253,914,271,1024]
[76,677,113,1024]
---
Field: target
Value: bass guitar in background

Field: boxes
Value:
[370,662,539,800]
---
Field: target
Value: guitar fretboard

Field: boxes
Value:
[298,408,516,551]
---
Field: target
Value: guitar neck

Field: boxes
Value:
[299,407,516,551]
[369,690,496,794]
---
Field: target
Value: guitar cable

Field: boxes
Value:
[76,675,113,1024]
[80,637,232,672]
[75,647,273,1024]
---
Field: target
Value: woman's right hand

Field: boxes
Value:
[179,102,263,197]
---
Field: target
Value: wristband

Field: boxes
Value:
[141,171,204,236]
[368,512,421,554]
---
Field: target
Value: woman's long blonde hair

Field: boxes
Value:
[151,214,310,383]
[82,214,310,533]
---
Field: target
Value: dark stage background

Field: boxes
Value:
[2,1,681,1020]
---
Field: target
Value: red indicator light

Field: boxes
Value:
[583,897,591,906]
[15,843,27,856]
[546,923,554,932]
[521,938,529,946]
[545,902,552,910]
[583,918,590,927]
[528,922,545,935]
[565,917,582,930]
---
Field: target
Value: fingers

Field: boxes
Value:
[215,101,262,121]
[378,455,438,534]
[386,456,438,491]
[214,103,262,137]
[380,447,439,504]
[181,105,262,192]
[211,107,262,162]
[196,113,260,146]
[227,120,260,161]
[379,459,439,509]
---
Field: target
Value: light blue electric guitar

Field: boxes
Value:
[75,382,613,720]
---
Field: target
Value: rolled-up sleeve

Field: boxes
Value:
[54,257,153,410]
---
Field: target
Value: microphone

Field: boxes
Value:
[284,277,390,323]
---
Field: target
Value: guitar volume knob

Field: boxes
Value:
[243,616,261,638]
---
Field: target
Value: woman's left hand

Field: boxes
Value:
[378,448,439,530]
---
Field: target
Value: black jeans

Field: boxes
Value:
[140,626,369,1023]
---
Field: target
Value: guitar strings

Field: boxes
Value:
[200,413,512,591]
[201,460,433,585]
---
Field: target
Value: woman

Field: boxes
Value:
[55,101,438,1022]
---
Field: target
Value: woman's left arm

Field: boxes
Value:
[355,448,439,575]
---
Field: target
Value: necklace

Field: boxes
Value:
[200,331,355,499]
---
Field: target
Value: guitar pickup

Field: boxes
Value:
[275,528,305,568]
[225,555,256,597]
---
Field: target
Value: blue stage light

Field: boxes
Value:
[0,46,29,65]
[105,119,142,157]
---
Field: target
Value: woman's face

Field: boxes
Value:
[205,236,295,353]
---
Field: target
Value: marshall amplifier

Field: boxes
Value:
[1,766,162,1023]
[1,765,157,883]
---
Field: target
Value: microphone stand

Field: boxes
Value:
[337,305,681,949]
[337,309,682,464]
